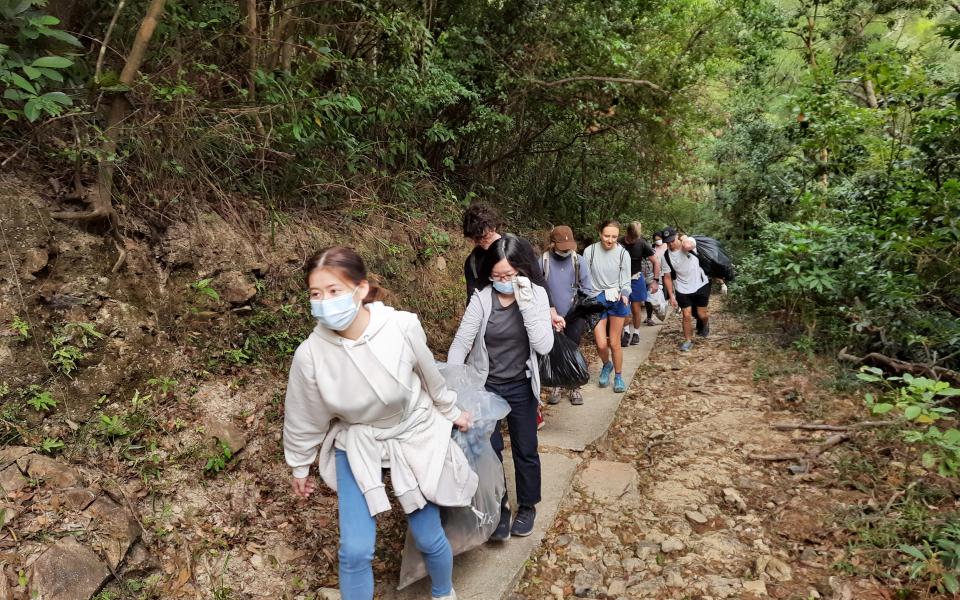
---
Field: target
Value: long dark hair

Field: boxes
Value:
[482,235,533,281]
[303,246,382,305]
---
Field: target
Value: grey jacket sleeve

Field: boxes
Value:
[283,343,331,479]
[519,285,554,355]
[577,253,595,295]
[448,290,484,365]
[402,315,461,421]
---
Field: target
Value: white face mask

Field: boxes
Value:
[655,240,664,246]
[310,288,361,331]
[553,249,573,258]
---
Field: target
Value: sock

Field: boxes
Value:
[615,372,622,377]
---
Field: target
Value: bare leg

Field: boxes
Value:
[608,315,626,373]
[630,302,643,329]
[681,307,694,341]
[594,319,610,365]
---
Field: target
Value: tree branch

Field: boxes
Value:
[838,347,960,385]
[533,76,667,95]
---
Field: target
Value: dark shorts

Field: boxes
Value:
[676,282,711,309]
[597,294,631,320]
[629,276,647,303]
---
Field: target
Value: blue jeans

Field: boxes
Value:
[335,449,453,599]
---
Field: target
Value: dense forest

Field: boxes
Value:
[2,0,960,597]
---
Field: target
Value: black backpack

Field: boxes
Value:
[663,236,735,282]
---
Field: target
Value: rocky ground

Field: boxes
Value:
[514,307,894,600]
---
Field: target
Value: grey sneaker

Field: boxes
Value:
[699,322,710,338]
[570,388,584,405]
[620,331,630,347]
[547,387,561,405]
[679,340,694,352]
[630,333,641,345]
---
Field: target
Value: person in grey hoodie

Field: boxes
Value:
[284,247,473,600]
[448,235,554,541]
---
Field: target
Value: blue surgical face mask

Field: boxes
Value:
[310,288,360,331]
[492,280,514,294]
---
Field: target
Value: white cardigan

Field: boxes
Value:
[282,303,478,516]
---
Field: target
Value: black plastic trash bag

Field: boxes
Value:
[397,364,510,590]
[692,236,735,282]
[539,331,590,388]
[565,289,604,322]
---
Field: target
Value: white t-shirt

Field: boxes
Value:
[662,249,708,295]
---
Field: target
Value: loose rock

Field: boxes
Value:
[203,416,247,454]
[84,496,141,569]
[215,270,256,305]
[17,455,79,488]
[742,579,768,596]
[660,537,685,553]
[30,537,110,600]
[763,556,793,582]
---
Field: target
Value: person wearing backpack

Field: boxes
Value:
[660,227,711,352]
[584,220,632,393]
[619,222,660,345]
[541,225,595,406]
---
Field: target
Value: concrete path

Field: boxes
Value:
[539,325,661,451]
[385,324,661,600]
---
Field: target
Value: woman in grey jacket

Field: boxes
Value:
[448,236,554,541]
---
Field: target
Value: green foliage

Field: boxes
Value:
[99,414,131,438]
[190,278,220,303]
[900,521,960,595]
[24,385,56,412]
[147,376,178,395]
[10,315,29,340]
[203,441,233,475]
[0,0,78,121]
[38,436,63,454]
[859,367,960,477]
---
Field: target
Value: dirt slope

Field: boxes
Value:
[514,306,894,600]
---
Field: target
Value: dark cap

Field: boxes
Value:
[549,225,577,252]
[661,227,678,243]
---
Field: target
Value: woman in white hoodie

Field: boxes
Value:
[448,236,554,542]
[283,247,474,600]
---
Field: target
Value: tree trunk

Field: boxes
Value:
[862,79,879,109]
[51,0,168,271]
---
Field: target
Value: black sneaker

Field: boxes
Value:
[620,331,630,347]
[511,505,536,537]
[489,505,511,541]
[695,319,703,335]
[700,322,710,338]
[630,333,641,345]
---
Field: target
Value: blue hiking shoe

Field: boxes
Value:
[598,361,614,387]
[613,374,626,393]
[679,340,694,352]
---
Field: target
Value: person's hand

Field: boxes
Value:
[291,475,317,499]
[514,275,535,311]
[621,295,629,306]
[670,296,678,309]
[649,280,659,293]
[550,307,566,331]
[453,410,472,432]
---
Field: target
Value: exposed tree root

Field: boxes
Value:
[839,346,960,385]
[750,433,851,462]
[771,421,894,432]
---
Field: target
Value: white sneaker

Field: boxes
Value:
[433,590,457,600]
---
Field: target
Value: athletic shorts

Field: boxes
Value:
[597,294,631,320]
[675,282,711,309]
[629,276,647,303]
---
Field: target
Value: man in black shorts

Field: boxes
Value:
[660,228,711,352]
